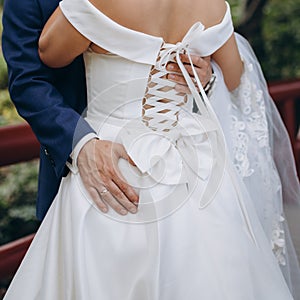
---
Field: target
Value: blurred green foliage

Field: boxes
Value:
[263,0,300,80]
[0,163,40,245]
[0,54,7,89]
[0,89,22,126]
[228,0,300,81]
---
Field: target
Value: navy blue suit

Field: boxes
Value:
[2,0,95,220]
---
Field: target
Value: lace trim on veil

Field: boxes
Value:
[229,60,286,265]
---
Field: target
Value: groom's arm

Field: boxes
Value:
[2,0,95,178]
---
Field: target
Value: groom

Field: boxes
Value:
[2,0,213,220]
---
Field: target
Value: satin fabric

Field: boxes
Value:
[4,1,300,299]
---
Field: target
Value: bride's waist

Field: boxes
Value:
[85,110,218,141]
[85,114,132,139]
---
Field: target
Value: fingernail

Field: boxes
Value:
[120,209,128,215]
[130,207,137,214]
[168,64,174,70]
[168,74,175,80]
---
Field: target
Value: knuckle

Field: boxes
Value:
[98,203,108,212]
[172,74,178,81]
[114,143,124,155]
[180,76,186,84]
[125,203,137,213]
[119,198,131,208]
[110,202,120,210]
[104,197,116,208]
[114,190,124,199]
[195,56,202,66]
[117,182,127,191]
[118,206,127,215]
[110,202,126,214]
[199,70,206,78]
[94,198,103,207]
[88,190,98,200]
[176,84,187,93]
[106,166,115,177]
[202,58,208,67]
[103,195,113,204]
[100,177,109,186]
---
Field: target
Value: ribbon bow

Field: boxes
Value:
[155,22,228,209]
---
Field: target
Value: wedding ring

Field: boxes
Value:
[100,188,109,195]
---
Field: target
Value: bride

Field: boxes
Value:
[4,0,300,299]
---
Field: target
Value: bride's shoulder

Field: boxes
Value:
[199,0,228,28]
[87,0,145,14]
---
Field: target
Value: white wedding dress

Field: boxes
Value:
[4,1,300,299]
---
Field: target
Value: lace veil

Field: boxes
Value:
[210,33,300,298]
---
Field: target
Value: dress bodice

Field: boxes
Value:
[83,52,152,129]
[59,0,233,64]
[59,0,234,209]
[59,0,234,128]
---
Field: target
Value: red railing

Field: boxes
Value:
[0,123,40,167]
[0,79,299,284]
[0,234,35,280]
[0,124,38,284]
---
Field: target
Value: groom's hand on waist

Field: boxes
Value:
[76,138,139,215]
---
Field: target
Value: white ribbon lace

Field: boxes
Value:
[156,25,228,210]
[121,25,259,245]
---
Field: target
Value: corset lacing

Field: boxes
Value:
[142,48,188,133]
[140,36,258,246]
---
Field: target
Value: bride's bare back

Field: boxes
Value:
[88,0,226,44]
[39,0,243,91]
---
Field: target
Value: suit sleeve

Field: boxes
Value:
[1,0,95,178]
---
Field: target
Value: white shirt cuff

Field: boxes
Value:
[68,133,98,171]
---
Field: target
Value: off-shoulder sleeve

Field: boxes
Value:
[59,0,163,65]
[189,2,234,56]
[59,0,234,62]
